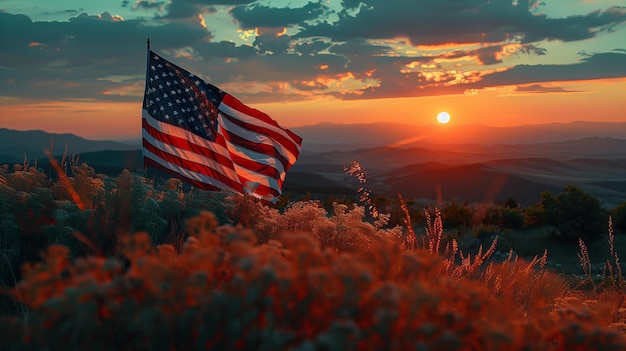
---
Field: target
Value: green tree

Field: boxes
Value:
[525,184,607,242]
[504,196,518,209]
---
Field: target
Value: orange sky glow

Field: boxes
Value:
[2,78,624,140]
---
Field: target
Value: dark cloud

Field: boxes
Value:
[451,44,547,65]
[0,1,624,106]
[0,12,211,101]
[231,2,326,29]
[162,0,257,19]
[515,84,579,93]
[293,38,333,56]
[521,7,626,42]
[132,1,167,12]
[253,33,292,55]
[342,52,626,100]
[477,52,626,87]
[298,0,626,46]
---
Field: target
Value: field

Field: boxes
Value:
[1,160,626,350]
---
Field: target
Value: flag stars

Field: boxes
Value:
[145,53,223,141]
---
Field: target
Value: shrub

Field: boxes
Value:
[440,201,472,228]
[470,202,524,230]
[525,185,607,243]
[1,211,614,351]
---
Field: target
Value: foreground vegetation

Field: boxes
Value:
[1,163,626,350]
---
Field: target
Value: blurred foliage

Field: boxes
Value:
[3,211,626,350]
[2,162,626,350]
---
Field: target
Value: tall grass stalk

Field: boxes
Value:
[604,216,622,290]
[344,161,379,218]
[397,194,417,250]
[577,237,594,289]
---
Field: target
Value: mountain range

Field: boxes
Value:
[294,121,626,152]
[1,121,625,208]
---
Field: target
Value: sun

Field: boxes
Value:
[437,111,451,124]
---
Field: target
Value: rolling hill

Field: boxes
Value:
[1,124,625,208]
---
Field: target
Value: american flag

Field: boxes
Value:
[142,51,302,203]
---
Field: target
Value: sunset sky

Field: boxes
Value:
[1,0,625,140]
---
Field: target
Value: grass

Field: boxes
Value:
[0,159,626,349]
[2,204,624,350]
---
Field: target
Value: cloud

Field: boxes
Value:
[253,32,292,55]
[0,1,624,105]
[476,52,626,87]
[515,84,580,93]
[230,2,326,29]
[132,1,167,12]
[342,52,626,99]
[161,0,257,19]
[0,12,211,101]
[297,0,626,45]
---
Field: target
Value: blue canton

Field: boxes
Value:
[143,52,222,141]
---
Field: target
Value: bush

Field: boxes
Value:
[470,202,525,230]
[524,185,607,243]
[440,201,472,228]
[2,209,626,351]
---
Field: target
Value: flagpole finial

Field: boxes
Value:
[147,38,150,49]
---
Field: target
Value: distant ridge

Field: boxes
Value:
[293,121,626,151]
[2,126,625,208]
[0,128,139,160]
